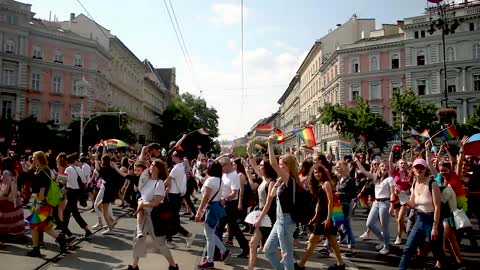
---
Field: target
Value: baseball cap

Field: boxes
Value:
[413,158,427,168]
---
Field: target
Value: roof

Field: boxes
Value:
[143,60,168,90]
[155,68,174,87]
[353,33,404,44]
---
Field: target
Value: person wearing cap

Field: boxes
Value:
[398,156,446,270]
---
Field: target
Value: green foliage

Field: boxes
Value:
[318,97,395,152]
[233,145,247,157]
[459,105,480,136]
[390,89,438,132]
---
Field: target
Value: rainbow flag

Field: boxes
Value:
[294,126,316,147]
[411,129,421,137]
[420,129,430,138]
[57,173,68,182]
[339,138,352,147]
[255,143,266,150]
[440,126,458,140]
[355,196,367,208]
[332,194,344,227]
[275,128,286,144]
[255,125,272,137]
[197,128,209,136]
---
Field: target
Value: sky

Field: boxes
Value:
[26,0,432,142]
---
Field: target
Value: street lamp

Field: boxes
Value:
[426,0,462,109]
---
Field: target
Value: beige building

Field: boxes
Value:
[277,75,300,153]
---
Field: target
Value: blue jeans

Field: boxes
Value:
[366,200,390,248]
[204,223,226,263]
[264,213,296,270]
[340,201,355,246]
[398,211,445,270]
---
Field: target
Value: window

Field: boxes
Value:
[3,68,16,86]
[54,50,64,63]
[32,46,42,59]
[52,75,63,94]
[30,101,40,120]
[351,59,359,73]
[392,54,400,69]
[470,22,475,32]
[392,81,402,96]
[417,51,425,65]
[71,104,81,119]
[351,85,360,101]
[474,75,480,91]
[414,31,419,39]
[74,54,83,67]
[1,100,13,119]
[31,73,40,90]
[72,79,83,96]
[6,15,17,25]
[5,39,15,53]
[447,78,456,93]
[370,56,378,71]
[417,79,426,95]
[473,44,480,59]
[370,82,381,100]
[421,30,426,38]
[50,103,63,124]
[447,47,455,62]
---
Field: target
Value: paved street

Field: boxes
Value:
[0,198,479,270]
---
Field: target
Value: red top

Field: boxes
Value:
[392,169,411,191]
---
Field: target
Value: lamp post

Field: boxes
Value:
[426,0,462,109]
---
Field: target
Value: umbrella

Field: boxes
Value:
[464,133,480,156]
[244,210,272,227]
[96,139,129,149]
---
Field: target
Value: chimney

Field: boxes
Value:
[336,24,341,27]
[397,20,404,26]
[70,13,75,22]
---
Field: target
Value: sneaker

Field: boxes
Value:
[376,243,384,250]
[185,233,195,248]
[379,247,389,255]
[394,236,402,245]
[26,247,41,257]
[102,228,114,235]
[359,232,369,240]
[168,264,179,270]
[126,265,139,270]
[56,233,68,253]
[83,230,93,240]
[92,223,104,230]
[197,259,214,269]
[328,264,346,270]
[166,241,176,249]
[221,249,231,263]
[257,246,264,254]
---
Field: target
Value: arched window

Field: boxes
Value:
[32,46,42,59]
[54,50,63,63]
[370,56,378,71]
[473,44,480,59]
[447,47,455,62]
[5,39,15,53]
[74,54,83,67]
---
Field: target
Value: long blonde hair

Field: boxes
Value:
[374,161,389,184]
[280,154,301,187]
[33,151,49,170]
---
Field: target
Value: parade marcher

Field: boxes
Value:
[127,159,179,270]
[0,157,25,239]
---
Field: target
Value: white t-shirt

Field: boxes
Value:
[169,163,187,195]
[221,171,241,200]
[201,177,223,202]
[140,179,165,202]
[81,163,92,180]
[65,165,87,189]
[374,176,395,199]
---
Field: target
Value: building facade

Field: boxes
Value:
[403,1,480,122]
[277,75,300,153]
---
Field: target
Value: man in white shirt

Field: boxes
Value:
[214,156,249,258]
[165,149,194,248]
[62,153,92,239]
[80,157,92,180]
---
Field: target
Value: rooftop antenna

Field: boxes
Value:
[49,11,51,21]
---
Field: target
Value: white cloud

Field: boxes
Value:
[208,3,248,26]
[177,44,305,141]
[227,39,236,50]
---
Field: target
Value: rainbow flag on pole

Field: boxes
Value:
[440,126,458,140]
[255,125,272,137]
[197,128,209,135]
[275,128,286,144]
[420,129,430,138]
[294,126,316,148]
[339,138,353,147]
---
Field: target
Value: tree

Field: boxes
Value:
[459,105,480,136]
[318,98,395,152]
[390,89,438,132]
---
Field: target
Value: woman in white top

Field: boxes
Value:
[398,158,446,270]
[195,161,230,269]
[127,159,178,270]
[355,158,395,255]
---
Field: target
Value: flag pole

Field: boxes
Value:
[428,127,448,144]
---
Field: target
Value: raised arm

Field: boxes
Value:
[443,142,456,166]
[389,145,395,174]
[247,142,261,176]
[425,140,438,176]
[354,158,375,180]
[268,135,289,183]
[175,134,188,149]
[456,136,468,176]
[138,146,148,162]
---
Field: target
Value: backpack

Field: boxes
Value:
[43,170,62,207]
[291,177,315,224]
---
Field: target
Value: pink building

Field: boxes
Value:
[0,1,110,127]
[339,23,406,125]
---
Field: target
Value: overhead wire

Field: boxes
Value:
[75,0,110,40]
[240,0,245,121]
[163,0,202,96]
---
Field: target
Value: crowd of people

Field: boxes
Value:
[0,133,479,270]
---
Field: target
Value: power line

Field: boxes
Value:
[163,0,201,96]
[75,0,110,40]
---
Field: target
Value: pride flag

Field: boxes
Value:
[255,125,272,137]
[355,196,367,208]
[275,128,286,144]
[294,126,316,147]
[440,126,458,140]
[57,173,68,182]
[420,129,430,138]
[197,128,209,136]
[339,138,353,147]
[332,194,344,227]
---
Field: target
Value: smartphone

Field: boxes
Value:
[393,145,401,152]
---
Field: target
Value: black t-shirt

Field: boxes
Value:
[126,174,140,188]
[278,177,295,214]
[99,166,120,189]
[32,168,51,194]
